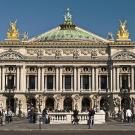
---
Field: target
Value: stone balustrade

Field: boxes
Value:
[46,110,105,124]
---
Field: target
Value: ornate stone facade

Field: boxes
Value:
[0,10,135,116]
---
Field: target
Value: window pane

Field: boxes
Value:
[122,75,128,89]
[65,75,71,89]
[101,75,107,89]
[29,75,35,89]
[47,75,53,89]
[83,75,89,89]
[7,75,14,89]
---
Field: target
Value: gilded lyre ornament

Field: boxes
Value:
[116,20,130,41]
[64,8,72,25]
[7,20,19,40]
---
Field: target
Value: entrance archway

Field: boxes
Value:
[46,97,54,111]
[6,97,15,113]
[121,97,131,110]
[82,97,91,112]
[64,97,72,112]
[100,98,109,112]
[27,97,36,111]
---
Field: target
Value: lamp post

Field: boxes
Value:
[5,73,16,112]
[18,100,22,118]
[120,87,130,121]
[27,88,32,111]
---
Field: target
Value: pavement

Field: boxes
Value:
[0,118,135,131]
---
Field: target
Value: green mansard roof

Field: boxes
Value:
[29,8,108,43]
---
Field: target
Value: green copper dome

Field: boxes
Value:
[29,8,108,43]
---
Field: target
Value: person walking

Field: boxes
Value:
[121,109,124,123]
[88,108,95,128]
[126,108,132,124]
[72,108,79,125]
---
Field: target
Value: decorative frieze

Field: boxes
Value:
[73,49,80,58]
[91,49,98,58]
[98,48,107,55]
[63,67,73,73]
[81,49,90,55]
[112,51,135,60]
[26,67,37,73]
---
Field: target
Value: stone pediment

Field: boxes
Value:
[0,51,24,60]
[112,51,135,60]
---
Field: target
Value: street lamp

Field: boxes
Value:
[5,73,16,111]
[27,88,32,111]
[120,87,130,121]
[18,100,22,118]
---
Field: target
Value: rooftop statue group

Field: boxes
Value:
[6,20,28,41]
[117,20,129,40]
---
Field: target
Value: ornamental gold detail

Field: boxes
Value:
[116,20,130,41]
[7,20,19,40]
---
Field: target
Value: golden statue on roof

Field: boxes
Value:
[7,20,19,40]
[116,20,130,41]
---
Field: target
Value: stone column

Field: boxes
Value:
[59,67,62,91]
[120,75,122,89]
[53,75,55,91]
[89,75,91,91]
[35,75,37,91]
[113,67,116,92]
[0,67,1,90]
[128,74,130,89]
[71,75,73,91]
[110,67,113,92]
[44,75,47,92]
[116,67,120,91]
[74,67,77,92]
[99,75,101,91]
[131,67,134,91]
[41,68,44,92]
[2,66,5,91]
[80,75,83,90]
[38,67,41,91]
[95,67,98,92]
[63,75,65,91]
[21,65,26,92]
[17,66,19,91]
[92,67,95,91]
[77,67,80,91]
[56,67,59,91]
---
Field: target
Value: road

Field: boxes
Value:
[0,130,135,135]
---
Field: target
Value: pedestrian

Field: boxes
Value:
[88,108,95,128]
[121,109,124,123]
[126,108,132,124]
[72,108,79,125]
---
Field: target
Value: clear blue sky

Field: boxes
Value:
[0,0,134,41]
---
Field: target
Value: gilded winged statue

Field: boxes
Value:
[7,20,19,40]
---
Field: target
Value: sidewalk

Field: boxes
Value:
[0,119,135,131]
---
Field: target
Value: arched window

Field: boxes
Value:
[64,97,72,111]
[46,97,54,111]
[82,97,90,112]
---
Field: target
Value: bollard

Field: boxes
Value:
[39,116,42,129]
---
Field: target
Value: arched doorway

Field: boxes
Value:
[46,97,54,111]
[27,97,36,111]
[6,97,15,113]
[100,98,109,112]
[121,97,131,110]
[64,97,72,112]
[82,97,91,112]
